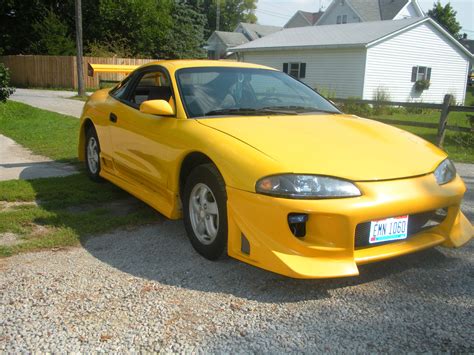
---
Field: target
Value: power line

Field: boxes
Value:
[255,8,291,20]
[256,8,291,17]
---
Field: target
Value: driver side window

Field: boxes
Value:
[129,71,173,108]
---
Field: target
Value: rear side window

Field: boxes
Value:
[110,76,132,100]
[129,71,172,107]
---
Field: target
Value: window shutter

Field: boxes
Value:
[427,67,431,81]
[299,63,306,78]
[283,63,288,73]
[411,66,417,82]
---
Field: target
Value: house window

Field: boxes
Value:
[337,15,347,24]
[283,62,306,79]
[411,66,432,82]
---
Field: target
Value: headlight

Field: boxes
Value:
[256,174,361,199]
[434,159,456,185]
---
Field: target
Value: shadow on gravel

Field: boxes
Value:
[81,221,460,303]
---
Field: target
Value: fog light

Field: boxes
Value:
[288,213,308,238]
[434,208,448,222]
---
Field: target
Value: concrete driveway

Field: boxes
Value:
[0,135,76,181]
[10,88,84,118]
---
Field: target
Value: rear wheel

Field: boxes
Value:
[183,164,227,260]
[85,126,103,182]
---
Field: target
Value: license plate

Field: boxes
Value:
[369,215,409,244]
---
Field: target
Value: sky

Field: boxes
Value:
[256,0,474,38]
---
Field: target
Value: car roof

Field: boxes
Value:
[138,59,277,72]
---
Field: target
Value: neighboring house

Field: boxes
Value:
[234,23,282,40]
[231,17,473,104]
[315,0,424,25]
[460,35,474,69]
[205,31,249,59]
[285,11,324,28]
[205,23,281,59]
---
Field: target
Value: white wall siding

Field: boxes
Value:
[364,22,469,104]
[240,48,366,98]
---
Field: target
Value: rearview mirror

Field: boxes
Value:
[140,99,174,116]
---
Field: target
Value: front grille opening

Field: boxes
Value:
[288,213,308,238]
[355,209,447,249]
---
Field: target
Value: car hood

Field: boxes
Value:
[197,114,447,181]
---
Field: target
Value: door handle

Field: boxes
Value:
[110,113,118,123]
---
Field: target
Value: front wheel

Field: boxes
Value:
[85,126,103,182]
[183,164,227,260]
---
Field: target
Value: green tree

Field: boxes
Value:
[97,0,172,57]
[31,10,76,55]
[0,0,243,58]
[188,0,258,36]
[0,0,46,55]
[161,1,206,59]
[427,1,462,39]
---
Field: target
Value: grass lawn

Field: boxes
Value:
[0,101,161,257]
[368,87,473,163]
[0,174,160,257]
[0,101,79,162]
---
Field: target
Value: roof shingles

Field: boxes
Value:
[232,17,422,51]
[212,31,249,46]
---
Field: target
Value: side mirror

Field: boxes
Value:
[139,99,174,116]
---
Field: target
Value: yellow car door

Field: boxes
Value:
[108,68,179,206]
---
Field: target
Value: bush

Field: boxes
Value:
[373,87,391,115]
[0,63,15,103]
[414,79,430,91]
[339,97,372,117]
[315,86,337,100]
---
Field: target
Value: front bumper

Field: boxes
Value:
[226,174,473,279]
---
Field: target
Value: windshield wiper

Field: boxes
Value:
[261,105,340,114]
[202,107,296,117]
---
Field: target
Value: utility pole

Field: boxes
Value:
[216,0,220,31]
[75,0,85,96]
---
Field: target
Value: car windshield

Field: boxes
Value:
[176,67,340,118]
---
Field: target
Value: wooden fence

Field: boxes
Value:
[332,94,474,147]
[0,55,156,89]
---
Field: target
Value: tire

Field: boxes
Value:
[183,164,228,260]
[84,126,103,182]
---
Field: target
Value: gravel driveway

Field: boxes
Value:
[1,223,473,352]
[1,166,473,352]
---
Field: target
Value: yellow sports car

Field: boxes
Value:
[79,60,472,278]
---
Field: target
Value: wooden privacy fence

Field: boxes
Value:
[332,94,474,147]
[0,55,156,89]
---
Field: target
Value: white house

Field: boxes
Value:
[231,17,473,104]
[315,0,424,26]
[284,0,424,28]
